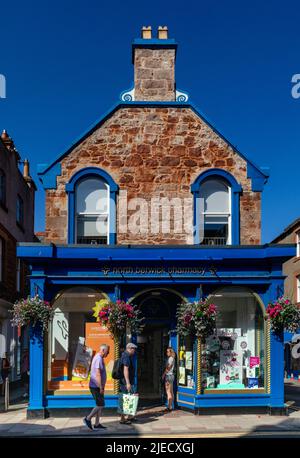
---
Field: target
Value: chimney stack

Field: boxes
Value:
[133,26,177,101]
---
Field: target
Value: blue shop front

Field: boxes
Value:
[17,242,295,417]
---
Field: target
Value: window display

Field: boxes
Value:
[47,287,115,394]
[201,287,265,391]
[178,336,195,388]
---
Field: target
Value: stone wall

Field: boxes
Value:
[44,106,261,245]
[134,48,176,101]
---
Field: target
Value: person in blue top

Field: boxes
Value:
[119,342,137,425]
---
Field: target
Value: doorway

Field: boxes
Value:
[132,288,182,404]
[137,325,169,401]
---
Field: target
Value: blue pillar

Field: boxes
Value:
[268,279,285,408]
[28,275,47,416]
[29,323,44,412]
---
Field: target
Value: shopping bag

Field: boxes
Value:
[117,393,139,416]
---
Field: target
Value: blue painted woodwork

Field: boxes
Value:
[17,242,295,412]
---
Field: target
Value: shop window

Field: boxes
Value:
[47,287,115,395]
[199,178,231,245]
[0,169,6,207]
[16,195,24,227]
[178,335,195,388]
[201,287,265,392]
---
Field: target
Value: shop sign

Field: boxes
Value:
[100,265,218,277]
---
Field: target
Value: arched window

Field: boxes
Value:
[0,169,6,207]
[191,169,242,245]
[75,177,109,245]
[199,178,231,245]
[66,167,119,245]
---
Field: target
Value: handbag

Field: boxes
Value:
[118,392,139,416]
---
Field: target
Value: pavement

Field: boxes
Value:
[0,380,300,438]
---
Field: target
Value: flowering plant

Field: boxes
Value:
[265,296,300,334]
[10,295,54,333]
[176,299,217,341]
[93,299,144,341]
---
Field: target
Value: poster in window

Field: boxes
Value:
[85,323,115,391]
[185,351,193,370]
[72,337,93,379]
[248,378,259,389]
[249,356,260,368]
[218,350,244,389]
[179,366,186,385]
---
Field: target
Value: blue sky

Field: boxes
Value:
[0,0,299,242]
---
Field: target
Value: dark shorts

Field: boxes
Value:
[90,387,105,407]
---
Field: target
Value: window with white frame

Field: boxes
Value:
[199,178,231,245]
[75,177,109,245]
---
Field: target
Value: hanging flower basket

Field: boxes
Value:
[92,298,144,341]
[10,295,54,333]
[176,299,217,342]
[265,296,300,334]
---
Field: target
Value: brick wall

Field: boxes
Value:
[44,106,261,245]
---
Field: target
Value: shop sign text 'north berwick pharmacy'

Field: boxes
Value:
[99,265,218,277]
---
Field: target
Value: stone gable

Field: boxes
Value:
[45,106,261,245]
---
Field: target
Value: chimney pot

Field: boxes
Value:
[141,26,152,39]
[1,129,9,140]
[23,159,30,178]
[158,26,168,39]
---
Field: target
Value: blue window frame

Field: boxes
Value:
[191,169,242,245]
[66,167,119,245]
